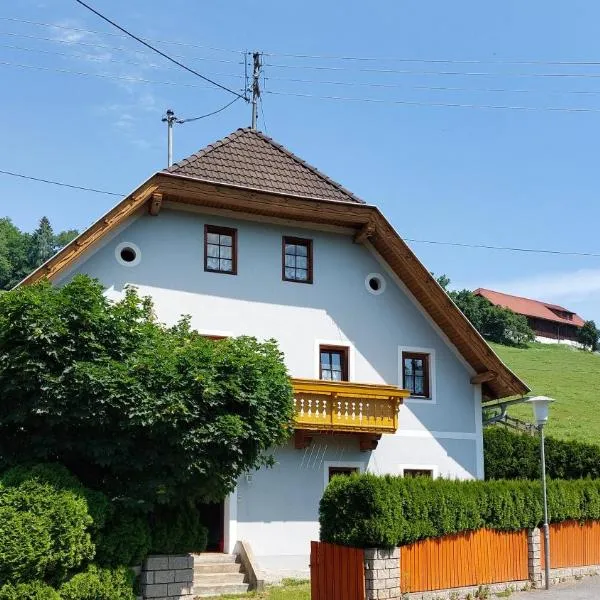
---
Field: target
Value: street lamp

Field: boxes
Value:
[525,395,555,590]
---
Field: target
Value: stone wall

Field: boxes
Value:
[364,547,401,600]
[141,555,194,600]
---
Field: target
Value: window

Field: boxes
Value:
[402,352,430,398]
[319,346,349,381]
[328,466,358,482]
[282,237,313,283]
[403,469,433,478]
[205,225,237,274]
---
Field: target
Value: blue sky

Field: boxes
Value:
[1,1,600,321]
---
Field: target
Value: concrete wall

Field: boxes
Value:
[62,206,483,574]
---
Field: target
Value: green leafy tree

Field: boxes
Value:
[434,275,534,347]
[0,275,294,506]
[578,320,599,352]
[0,217,78,290]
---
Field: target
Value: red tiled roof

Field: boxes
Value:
[166,128,364,204]
[474,288,585,327]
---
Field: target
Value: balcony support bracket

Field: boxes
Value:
[294,429,314,450]
[359,433,382,452]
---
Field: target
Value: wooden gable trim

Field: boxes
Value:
[19,171,528,399]
[19,177,160,286]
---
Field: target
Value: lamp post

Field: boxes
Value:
[525,395,554,590]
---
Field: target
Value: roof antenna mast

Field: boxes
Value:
[162,109,179,168]
[251,51,261,130]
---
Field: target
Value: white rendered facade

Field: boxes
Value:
[60,205,485,578]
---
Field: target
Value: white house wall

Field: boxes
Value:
[64,207,483,575]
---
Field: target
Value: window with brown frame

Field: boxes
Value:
[402,352,431,398]
[204,225,237,274]
[328,466,358,482]
[403,469,433,478]
[282,237,313,283]
[319,346,349,382]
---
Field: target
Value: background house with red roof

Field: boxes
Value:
[474,288,585,345]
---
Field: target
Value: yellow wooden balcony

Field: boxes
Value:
[292,378,409,434]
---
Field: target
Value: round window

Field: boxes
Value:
[115,242,141,267]
[365,273,386,295]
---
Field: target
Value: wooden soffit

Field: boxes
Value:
[19,171,529,400]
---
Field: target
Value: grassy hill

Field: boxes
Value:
[490,342,600,445]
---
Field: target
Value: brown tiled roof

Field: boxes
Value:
[474,288,585,327]
[165,128,364,204]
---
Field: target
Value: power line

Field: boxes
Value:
[0,16,243,54]
[405,238,600,257]
[178,97,243,123]
[72,0,246,99]
[0,169,124,196]
[0,59,243,88]
[0,42,245,77]
[0,31,244,65]
[2,168,599,258]
[265,75,600,97]
[264,49,600,67]
[265,61,600,79]
[266,89,600,113]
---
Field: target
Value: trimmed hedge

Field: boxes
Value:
[484,427,600,480]
[0,476,94,585]
[320,474,600,548]
[0,581,60,600]
[59,566,135,600]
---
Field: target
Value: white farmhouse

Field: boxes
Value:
[23,128,528,579]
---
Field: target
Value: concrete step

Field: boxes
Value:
[196,572,246,584]
[194,553,237,564]
[194,562,242,575]
[194,582,250,597]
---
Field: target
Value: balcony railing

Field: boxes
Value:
[292,378,409,434]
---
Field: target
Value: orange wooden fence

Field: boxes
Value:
[400,529,529,593]
[310,541,365,600]
[541,520,600,569]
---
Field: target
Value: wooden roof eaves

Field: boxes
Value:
[19,170,528,399]
[18,175,161,287]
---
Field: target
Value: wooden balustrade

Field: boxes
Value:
[291,378,408,434]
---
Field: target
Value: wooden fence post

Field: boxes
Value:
[528,528,543,588]
[364,547,401,599]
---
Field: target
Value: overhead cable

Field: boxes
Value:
[2,169,599,257]
[178,97,242,123]
[0,42,245,77]
[0,60,244,88]
[0,16,243,54]
[0,169,124,196]
[72,0,246,99]
[265,61,600,79]
[265,89,600,113]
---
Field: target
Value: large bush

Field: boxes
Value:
[94,509,151,568]
[59,566,135,600]
[484,427,600,480]
[150,504,208,554]
[0,472,95,586]
[0,581,61,600]
[320,473,600,548]
[0,275,294,506]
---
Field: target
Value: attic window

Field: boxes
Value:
[283,237,313,283]
[115,242,141,267]
[205,225,237,275]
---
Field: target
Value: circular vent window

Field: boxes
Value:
[365,273,386,295]
[115,242,141,267]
